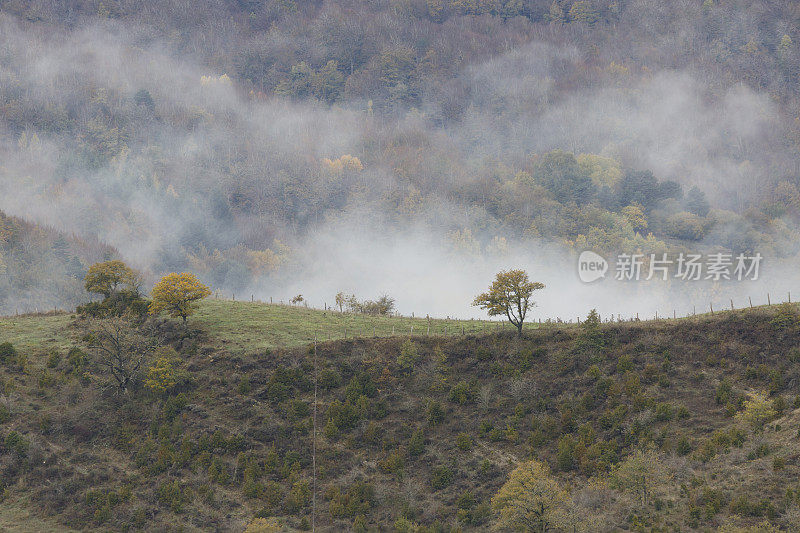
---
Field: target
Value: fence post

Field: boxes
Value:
[730,299,734,311]
[710,303,714,315]
[768,293,771,305]
[749,297,753,308]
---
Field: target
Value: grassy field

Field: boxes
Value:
[2,298,791,355]
[0,312,75,354]
[192,299,518,352]
[0,300,526,354]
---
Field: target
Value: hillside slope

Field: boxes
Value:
[1,303,800,531]
[0,210,116,316]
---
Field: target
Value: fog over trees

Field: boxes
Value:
[2,1,800,316]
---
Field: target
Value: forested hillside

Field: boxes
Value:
[0,210,116,314]
[2,1,800,311]
[2,303,800,530]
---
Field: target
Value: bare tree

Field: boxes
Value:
[84,317,158,394]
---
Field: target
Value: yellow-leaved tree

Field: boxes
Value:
[736,391,777,433]
[145,355,177,393]
[149,273,211,322]
[492,459,569,532]
[621,204,648,234]
[85,260,141,298]
[473,269,544,336]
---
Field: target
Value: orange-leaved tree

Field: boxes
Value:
[149,272,211,322]
[473,269,544,336]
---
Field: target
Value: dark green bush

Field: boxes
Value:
[430,465,453,490]
[289,399,310,420]
[378,449,404,474]
[695,487,727,518]
[408,429,425,456]
[730,495,776,518]
[448,380,474,405]
[456,491,474,510]
[237,375,252,394]
[655,402,674,422]
[475,347,493,362]
[67,347,87,373]
[616,355,634,373]
[456,432,473,451]
[208,457,231,484]
[556,435,576,471]
[156,480,187,513]
[0,343,17,364]
[327,399,364,431]
[426,400,444,426]
[676,436,692,456]
[77,290,150,319]
[4,431,28,458]
[345,372,377,402]
[747,443,770,461]
[326,480,375,518]
[319,368,342,390]
[46,350,61,368]
[265,366,303,402]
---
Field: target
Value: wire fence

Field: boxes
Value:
[203,290,800,338]
[2,290,796,338]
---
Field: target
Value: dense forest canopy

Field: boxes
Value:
[2,0,800,314]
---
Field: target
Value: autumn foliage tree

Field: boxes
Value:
[149,273,211,322]
[81,260,148,318]
[473,269,544,336]
[491,459,569,533]
[610,449,672,507]
[84,260,141,298]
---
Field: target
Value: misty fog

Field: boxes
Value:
[1,9,798,319]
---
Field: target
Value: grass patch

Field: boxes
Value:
[0,313,75,354]
[192,299,520,351]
